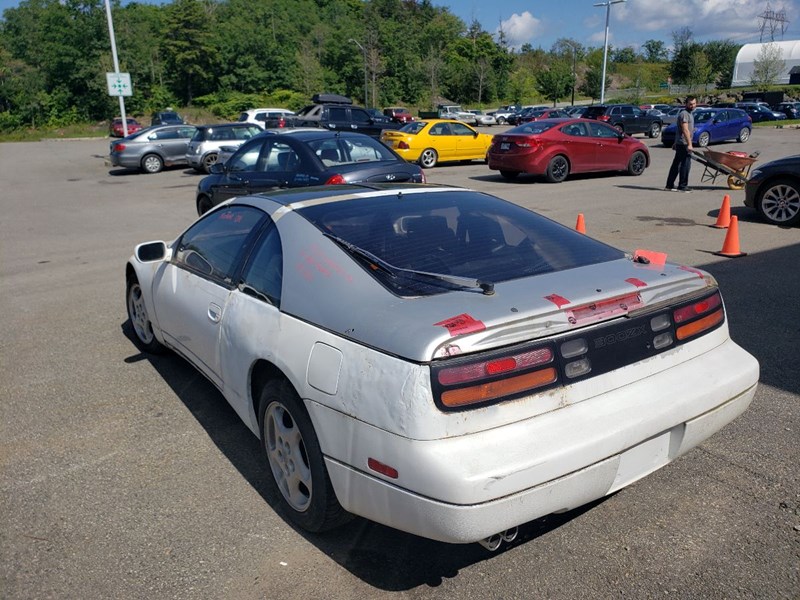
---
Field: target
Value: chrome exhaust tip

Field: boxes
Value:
[478,533,503,551]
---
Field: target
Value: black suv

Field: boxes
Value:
[582,104,663,138]
[285,94,402,139]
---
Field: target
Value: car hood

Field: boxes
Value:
[282,246,714,362]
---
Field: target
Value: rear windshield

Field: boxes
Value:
[506,122,558,135]
[307,136,397,165]
[400,122,427,134]
[297,189,624,296]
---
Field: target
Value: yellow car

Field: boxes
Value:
[380,119,494,168]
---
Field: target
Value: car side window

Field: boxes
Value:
[328,107,348,121]
[174,206,265,284]
[587,122,619,138]
[451,122,474,136]
[264,141,300,172]
[240,223,282,307]
[429,122,452,136]
[610,107,621,115]
[351,109,371,124]
[229,140,264,172]
[561,122,587,137]
[629,107,641,116]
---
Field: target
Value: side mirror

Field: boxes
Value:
[209,162,225,174]
[135,241,167,262]
[617,131,625,141]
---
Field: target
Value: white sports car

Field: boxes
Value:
[126,184,759,549]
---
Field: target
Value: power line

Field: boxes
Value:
[758,2,790,42]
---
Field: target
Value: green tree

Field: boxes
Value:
[642,39,668,62]
[535,61,573,106]
[687,50,713,91]
[751,42,785,87]
[702,39,739,88]
[161,0,216,104]
[612,46,637,64]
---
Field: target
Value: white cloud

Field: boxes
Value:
[614,0,797,43]
[496,11,543,48]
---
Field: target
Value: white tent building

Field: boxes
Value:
[732,40,800,86]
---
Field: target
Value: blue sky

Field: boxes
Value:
[0,0,797,51]
[446,0,799,50]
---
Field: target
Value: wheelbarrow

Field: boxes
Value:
[689,149,760,190]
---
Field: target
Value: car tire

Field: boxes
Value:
[648,122,662,138]
[141,153,164,174]
[614,123,625,133]
[497,117,506,125]
[698,132,710,147]
[500,170,520,180]
[197,194,213,216]
[126,275,165,354]
[419,148,438,169]
[738,127,751,143]
[627,150,647,176]
[202,153,218,173]
[545,155,569,183]
[756,178,800,226]
[258,379,351,533]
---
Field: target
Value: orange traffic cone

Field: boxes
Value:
[575,213,586,234]
[714,215,747,257]
[711,194,731,229]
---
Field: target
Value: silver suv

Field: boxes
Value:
[186,123,263,173]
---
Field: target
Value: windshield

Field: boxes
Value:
[298,189,624,296]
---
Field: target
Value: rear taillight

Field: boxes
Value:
[514,136,541,149]
[673,291,723,340]
[113,144,125,151]
[430,289,725,411]
[432,345,557,409]
[277,117,285,127]
[598,115,611,122]
[325,173,346,185]
[397,141,409,149]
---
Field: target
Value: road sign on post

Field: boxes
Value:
[106,72,132,97]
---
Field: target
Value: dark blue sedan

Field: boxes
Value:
[662,108,752,148]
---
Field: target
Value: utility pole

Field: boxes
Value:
[349,38,368,108]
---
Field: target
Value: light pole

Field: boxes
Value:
[593,0,626,104]
[349,38,368,107]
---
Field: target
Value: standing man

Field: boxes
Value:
[665,95,697,192]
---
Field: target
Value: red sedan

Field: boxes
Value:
[110,117,142,137]
[488,118,650,183]
[518,108,571,123]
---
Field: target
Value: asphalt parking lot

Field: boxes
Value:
[1,127,798,599]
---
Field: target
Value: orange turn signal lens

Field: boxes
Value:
[440,367,557,408]
[676,308,723,340]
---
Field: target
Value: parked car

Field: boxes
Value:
[150,110,184,126]
[365,108,393,123]
[383,107,415,123]
[489,105,522,125]
[468,109,497,126]
[196,130,424,215]
[109,117,142,137]
[437,105,479,125]
[518,108,571,123]
[487,118,650,182]
[581,104,663,138]
[380,119,494,168]
[640,104,671,113]
[660,106,683,127]
[109,124,197,174]
[284,94,402,139]
[237,108,295,129]
[744,154,800,226]
[661,108,752,148]
[126,183,758,547]
[185,123,262,173]
[775,101,800,120]
[506,106,549,126]
[736,102,787,122]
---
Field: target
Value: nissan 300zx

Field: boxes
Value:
[125,184,759,548]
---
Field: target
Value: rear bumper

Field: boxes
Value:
[316,338,758,544]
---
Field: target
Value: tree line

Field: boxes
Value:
[0,0,745,130]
